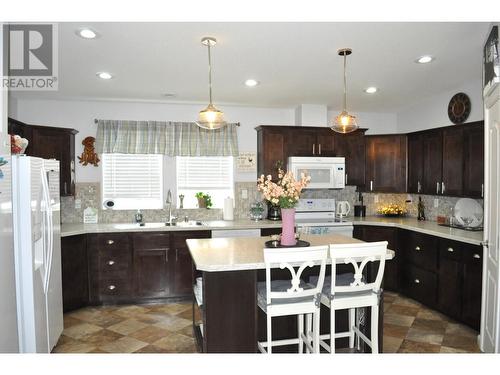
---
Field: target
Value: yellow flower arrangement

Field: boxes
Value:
[377,203,406,216]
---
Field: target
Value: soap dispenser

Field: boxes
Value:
[134,209,144,224]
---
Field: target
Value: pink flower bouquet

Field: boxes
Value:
[257,168,310,209]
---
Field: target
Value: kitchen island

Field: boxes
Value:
[187,234,395,353]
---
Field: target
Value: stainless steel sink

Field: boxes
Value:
[113,222,167,230]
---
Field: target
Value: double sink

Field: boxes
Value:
[113,220,206,230]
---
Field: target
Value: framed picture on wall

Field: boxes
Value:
[483,25,499,96]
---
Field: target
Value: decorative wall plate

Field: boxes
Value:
[448,92,471,124]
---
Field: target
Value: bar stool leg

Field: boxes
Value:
[267,315,272,354]
[305,313,312,353]
[313,310,321,353]
[330,307,335,354]
[355,308,361,351]
[348,308,355,348]
[298,314,304,353]
[371,305,379,354]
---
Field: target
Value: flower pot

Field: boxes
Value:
[197,197,207,209]
[280,208,296,246]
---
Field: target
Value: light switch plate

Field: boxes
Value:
[241,189,248,199]
[374,195,379,203]
[74,199,81,209]
[434,198,439,208]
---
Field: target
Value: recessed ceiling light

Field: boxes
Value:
[96,72,113,80]
[244,79,259,87]
[76,28,98,39]
[364,87,378,94]
[416,55,434,64]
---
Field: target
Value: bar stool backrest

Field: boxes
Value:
[263,245,328,305]
[329,241,388,296]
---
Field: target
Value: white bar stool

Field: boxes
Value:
[309,241,388,354]
[257,245,328,354]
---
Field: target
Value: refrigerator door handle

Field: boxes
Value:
[41,169,53,294]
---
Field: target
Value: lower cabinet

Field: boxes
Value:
[437,239,463,321]
[61,235,89,312]
[462,248,483,331]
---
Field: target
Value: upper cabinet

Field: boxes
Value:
[8,118,78,196]
[334,129,366,187]
[365,135,407,193]
[407,121,484,198]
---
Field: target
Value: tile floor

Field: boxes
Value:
[53,292,480,353]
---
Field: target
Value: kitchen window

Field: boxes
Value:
[101,153,163,210]
[176,156,234,209]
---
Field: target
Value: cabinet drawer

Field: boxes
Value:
[133,233,170,250]
[95,233,130,251]
[439,238,463,262]
[173,231,211,248]
[405,231,438,272]
[402,264,437,307]
[99,279,132,298]
[97,250,132,279]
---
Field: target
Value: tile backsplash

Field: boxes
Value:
[61,182,483,224]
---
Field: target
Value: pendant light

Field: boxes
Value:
[196,37,227,130]
[331,48,358,134]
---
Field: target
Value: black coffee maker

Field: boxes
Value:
[354,192,366,217]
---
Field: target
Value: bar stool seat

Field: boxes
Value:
[257,280,314,312]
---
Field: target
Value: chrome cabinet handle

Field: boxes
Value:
[345,173,348,185]
[481,184,484,198]
[473,254,481,259]
[447,247,454,253]
[107,240,114,245]
[442,182,445,195]
[108,285,116,290]
[415,246,421,251]
[417,181,421,193]
[370,180,373,191]
[64,182,67,195]
[165,249,169,262]
[312,144,315,155]
[414,279,420,284]
[436,182,440,194]
[318,144,321,155]
[107,260,115,266]
[175,249,178,262]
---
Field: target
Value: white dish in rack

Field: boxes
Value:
[454,198,483,227]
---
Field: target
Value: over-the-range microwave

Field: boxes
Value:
[287,156,346,189]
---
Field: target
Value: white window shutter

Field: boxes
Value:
[102,153,163,210]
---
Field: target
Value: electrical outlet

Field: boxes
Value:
[374,195,379,203]
[74,199,81,209]
[434,198,439,208]
[241,189,248,199]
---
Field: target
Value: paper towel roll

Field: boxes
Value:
[223,197,234,221]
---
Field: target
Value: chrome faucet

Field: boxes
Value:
[166,189,173,225]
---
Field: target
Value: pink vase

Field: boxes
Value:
[280,208,296,246]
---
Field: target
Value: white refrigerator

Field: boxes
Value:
[12,155,63,353]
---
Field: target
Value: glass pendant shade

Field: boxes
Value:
[331,48,359,134]
[196,103,226,130]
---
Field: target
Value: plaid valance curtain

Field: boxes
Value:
[95,120,239,157]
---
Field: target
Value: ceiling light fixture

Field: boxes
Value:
[364,87,378,94]
[416,55,434,64]
[331,48,358,134]
[244,79,259,87]
[77,28,97,39]
[195,37,226,130]
[96,72,113,80]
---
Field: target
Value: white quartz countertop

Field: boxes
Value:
[186,234,395,272]
[60,216,483,246]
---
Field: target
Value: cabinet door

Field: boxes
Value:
[335,131,366,187]
[61,235,88,312]
[257,127,287,178]
[462,247,483,330]
[422,130,443,195]
[437,239,463,321]
[315,128,336,157]
[407,134,424,194]
[442,128,464,196]
[171,231,211,296]
[365,135,407,192]
[133,233,170,298]
[285,129,318,157]
[463,124,485,198]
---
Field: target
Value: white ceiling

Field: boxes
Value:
[12,22,490,113]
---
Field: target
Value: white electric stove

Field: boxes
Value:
[295,199,353,237]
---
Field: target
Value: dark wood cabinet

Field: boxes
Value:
[285,128,320,157]
[353,225,399,292]
[171,231,211,296]
[365,135,407,192]
[334,130,366,186]
[61,235,89,312]
[407,134,424,194]
[8,118,78,196]
[256,126,287,178]
[422,130,443,195]
[401,263,438,307]
[133,233,170,298]
[437,239,463,321]
[462,246,483,331]
[463,123,485,198]
[442,128,464,196]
